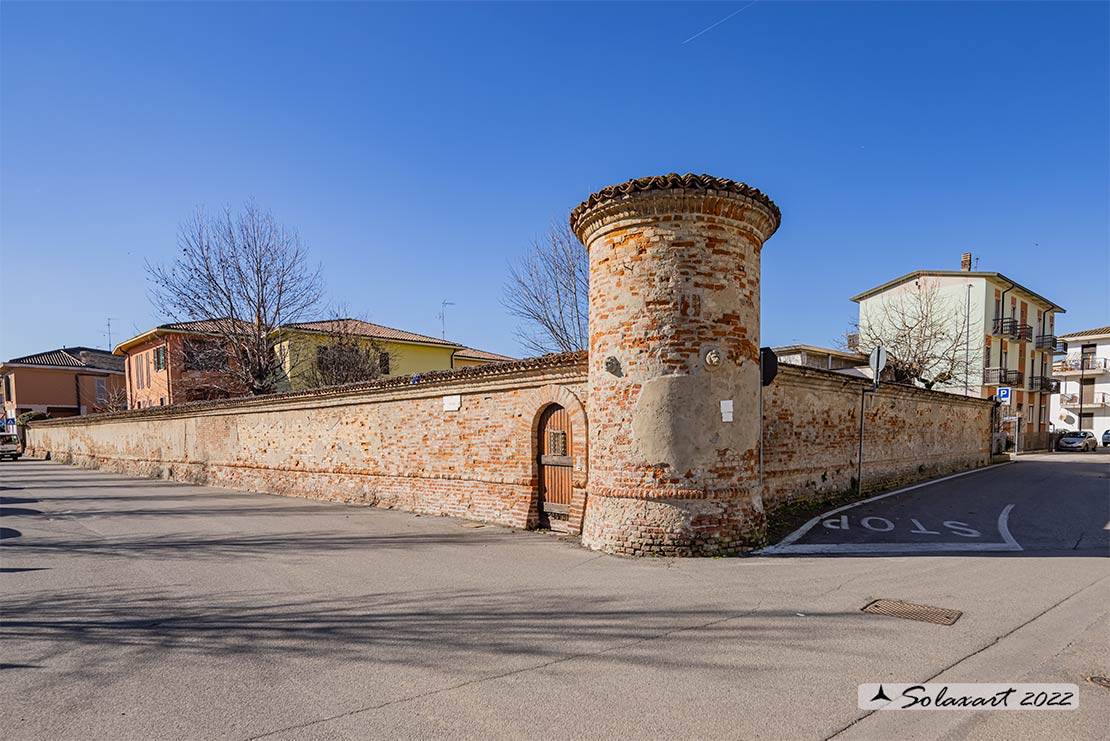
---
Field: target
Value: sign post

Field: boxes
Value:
[860,347,888,496]
[758,347,778,487]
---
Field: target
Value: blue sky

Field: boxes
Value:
[2,1,1107,360]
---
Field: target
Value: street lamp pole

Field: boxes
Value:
[1079,359,1085,429]
[964,283,972,396]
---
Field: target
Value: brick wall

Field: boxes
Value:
[24,174,995,556]
[571,175,781,556]
[762,364,992,515]
[27,355,590,533]
[25,355,991,548]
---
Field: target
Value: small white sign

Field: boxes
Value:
[869,346,888,377]
[442,394,461,412]
[720,399,734,422]
[997,387,1011,402]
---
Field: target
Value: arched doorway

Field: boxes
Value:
[537,403,574,531]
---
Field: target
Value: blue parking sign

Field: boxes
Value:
[997,387,1011,403]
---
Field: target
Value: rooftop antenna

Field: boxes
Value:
[437,300,455,340]
[974,256,980,271]
[105,317,119,350]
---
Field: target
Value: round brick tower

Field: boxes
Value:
[570,173,781,556]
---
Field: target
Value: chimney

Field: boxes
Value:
[960,252,972,272]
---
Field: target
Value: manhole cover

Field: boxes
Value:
[862,598,962,626]
[1087,676,1110,690]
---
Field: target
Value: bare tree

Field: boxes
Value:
[147,202,325,395]
[90,384,129,414]
[853,280,979,390]
[293,317,391,389]
[503,216,589,355]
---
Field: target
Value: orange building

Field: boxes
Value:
[1,347,126,428]
[113,320,250,410]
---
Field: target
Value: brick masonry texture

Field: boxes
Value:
[28,357,590,533]
[761,364,991,515]
[25,359,990,551]
[572,175,781,555]
[26,174,993,556]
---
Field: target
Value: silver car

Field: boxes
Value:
[0,433,21,461]
[1057,431,1097,452]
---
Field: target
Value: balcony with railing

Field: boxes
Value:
[991,317,1032,341]
[1028,376,1058,393]
[1053,356,1110,376]
[1060,392,1110,409]
[992,317,1015,337]
[983,368,1024,386]
[1035,334,1067,353]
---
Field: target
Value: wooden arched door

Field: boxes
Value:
[537,403,573,531]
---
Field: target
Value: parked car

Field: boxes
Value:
[1103,430,1110,447]
[0,433,21,461]
[1057,430,1097,452]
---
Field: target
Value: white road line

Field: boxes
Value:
[998,503,1021,551]
[759,461,1015,555]
[761,541,1022,555]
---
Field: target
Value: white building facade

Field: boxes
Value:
[852,256,1066,444]
[1049,326,1110,435]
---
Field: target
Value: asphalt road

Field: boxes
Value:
[2,455,1108,740]
[765,451,1110,556]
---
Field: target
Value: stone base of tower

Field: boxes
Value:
[581,493,767,557]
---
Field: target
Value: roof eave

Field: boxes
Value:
[851,270,1065,312]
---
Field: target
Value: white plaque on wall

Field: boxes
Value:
[443,394,462,412]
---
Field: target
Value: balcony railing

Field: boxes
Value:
[1028,376,1058,393]
[1035,334,1067,353]
[983,368,1024,386]
[992,317,1016,337]
[1060,392,1110,408]
[991,317,1032,341]
[1054,357,1110,374]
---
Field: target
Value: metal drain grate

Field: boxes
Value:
[862,598,962,626]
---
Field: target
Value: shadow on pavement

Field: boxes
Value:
[0,584,873,672]
[0,529,526,559]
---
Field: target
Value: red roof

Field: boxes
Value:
[455,347,516,362]
[5,347,124,373]
[280,319,459,347]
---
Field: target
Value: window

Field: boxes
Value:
[154,346,167,371]
[2,374,10,403]
[95,378,107,403]
[548,430,567,456]
[379,351,391,376]
[160,398,165,406]
[183,339,227,371]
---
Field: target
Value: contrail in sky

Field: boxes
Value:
[682,1,761,44]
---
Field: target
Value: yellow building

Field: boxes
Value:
[271,319,514,391]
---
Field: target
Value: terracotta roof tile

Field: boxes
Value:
[1060,325,1110,340]
[570,173,781,235]
[280,319,458,347]
[159,318,254,334]
[34,351,587,424]
[6,347,124,372]
[454,347,516,362]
